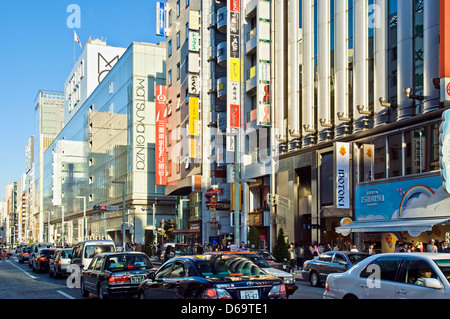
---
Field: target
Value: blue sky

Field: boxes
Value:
[0,0,164,200]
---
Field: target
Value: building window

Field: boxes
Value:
[186,22,189,40]
[168,70,172,86]
[177,62,181,80]
[177,0,180,17]
[168,10,172,27]
[168,39,172,56]
[177,31,181,49]
[186,0,189,8]
[388,133,402,178]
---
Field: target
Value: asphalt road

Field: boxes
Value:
[0,255,87,299]
[0,254,324,300]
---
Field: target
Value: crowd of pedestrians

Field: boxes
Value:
[395,239,450,253]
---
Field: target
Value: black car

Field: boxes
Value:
[80,252,156,299]
[251,249,285,270]
[18,246,31,263]
[138,254,286,299]
[301,251,370,287]
[33,249,57,273]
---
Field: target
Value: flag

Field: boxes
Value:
[74,30,82,49]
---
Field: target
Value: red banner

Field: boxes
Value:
[230,0,239,12]
[155,85,167,185]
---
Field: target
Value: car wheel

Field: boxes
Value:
[343,294,358,300]
[309,271,320,287]
[80,280,89,297]
[99,286,109,300]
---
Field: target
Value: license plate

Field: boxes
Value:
[240,289,259,299]
[131,276,144,284]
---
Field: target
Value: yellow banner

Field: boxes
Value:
[189,97,199,136]
[230,58,240,81]
[190,138,196,158]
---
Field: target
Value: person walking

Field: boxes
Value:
[295,243,304,270]
[427,239,438,253]
[288,243,296,272]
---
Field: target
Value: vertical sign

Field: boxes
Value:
[441,0,450,101]
[257,1,271,126]
[189,96,199,136]
[227,0,241,151]
[156,2,166,36]
[155,85,167,185]
[335,142,350,209]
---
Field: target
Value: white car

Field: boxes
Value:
[324,253,450,299]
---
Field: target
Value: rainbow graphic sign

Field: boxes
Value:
[398,185,435,217]
[355,176,442,221]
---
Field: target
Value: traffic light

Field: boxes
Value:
[93,205,106,211]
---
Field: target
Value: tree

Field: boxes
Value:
[273,228,289,261]
[248,226,260,248]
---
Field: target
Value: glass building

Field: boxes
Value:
[42,42,176,246]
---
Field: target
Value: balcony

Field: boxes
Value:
[246,29,257,55]
[217,7,227,34]
[208,12,217,29]
[217,77,227,101]
[208,78,217,94]
[245,0,257,18]
[217,42,227,67]
[208,46,217,61]
[246,66,257,94]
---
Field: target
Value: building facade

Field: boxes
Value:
[42,41,176,246]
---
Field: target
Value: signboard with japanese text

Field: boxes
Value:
[155,85,167,185]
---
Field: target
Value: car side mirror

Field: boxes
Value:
[147,272,156,280]
[423,278,443,289]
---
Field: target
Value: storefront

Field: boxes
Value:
[336,174,450,252]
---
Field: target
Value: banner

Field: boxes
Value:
[189,97,199,136]
[155,85,167,185]
[156,2,166,36]
[335,142,350,209]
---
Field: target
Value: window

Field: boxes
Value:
[156,261,174,279]
[168,39,172,57]
[168,10,172,27]
[84,245,115,259]
[94,257,105,271]
[170,262,186,278]
[186,22,189,40]
[186,0,189,8]
[88,257,98,270]
[318,253,333,263]
[360,257,402,282]
[177,31,181,49]
[177,62,181,80]
[388,133,402,177]
[177,0,180,16]
[374,137,386,179]
[168,70,172,86]
[333,254,347,264]
[401,258,438,286]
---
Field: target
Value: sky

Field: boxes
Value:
[0,0,164,200]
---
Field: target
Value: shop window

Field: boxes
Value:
[424,123,440,173]
[404,128,424,175]
[388,133,402,177]
[373,137,386,180]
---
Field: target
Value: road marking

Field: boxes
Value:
[57,290,75,299]
[6,260,37,279]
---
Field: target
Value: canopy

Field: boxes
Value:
[335,218,450,237]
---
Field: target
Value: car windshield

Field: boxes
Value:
[433,259,450,283]
[106,254,153,271]
[197,256,266,278]
[85,245,115,258]
[348,254,370,264]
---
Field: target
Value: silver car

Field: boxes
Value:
[324,253,450,299]
[49,248,73,278]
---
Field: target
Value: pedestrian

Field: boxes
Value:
[288,243,296,271]
[350,245,358,252]
[295,243,304,270]
[313,244,319,255]
[240,241,246,249]
[427,239,438,253]
[305,245,317,261]
[364,244,376,255]
[442,241,450,253]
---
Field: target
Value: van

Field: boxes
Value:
[160,243,193,262]
[71,240,116,270]
[29,242,53,269]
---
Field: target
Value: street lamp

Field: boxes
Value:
[75,196,86,240]
[112,181,126,250]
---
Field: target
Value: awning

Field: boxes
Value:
[335,218,450,237]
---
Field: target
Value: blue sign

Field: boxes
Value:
[355,175,443,221]
[156,2,166,36]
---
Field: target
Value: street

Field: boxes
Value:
[0,253,324,300]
